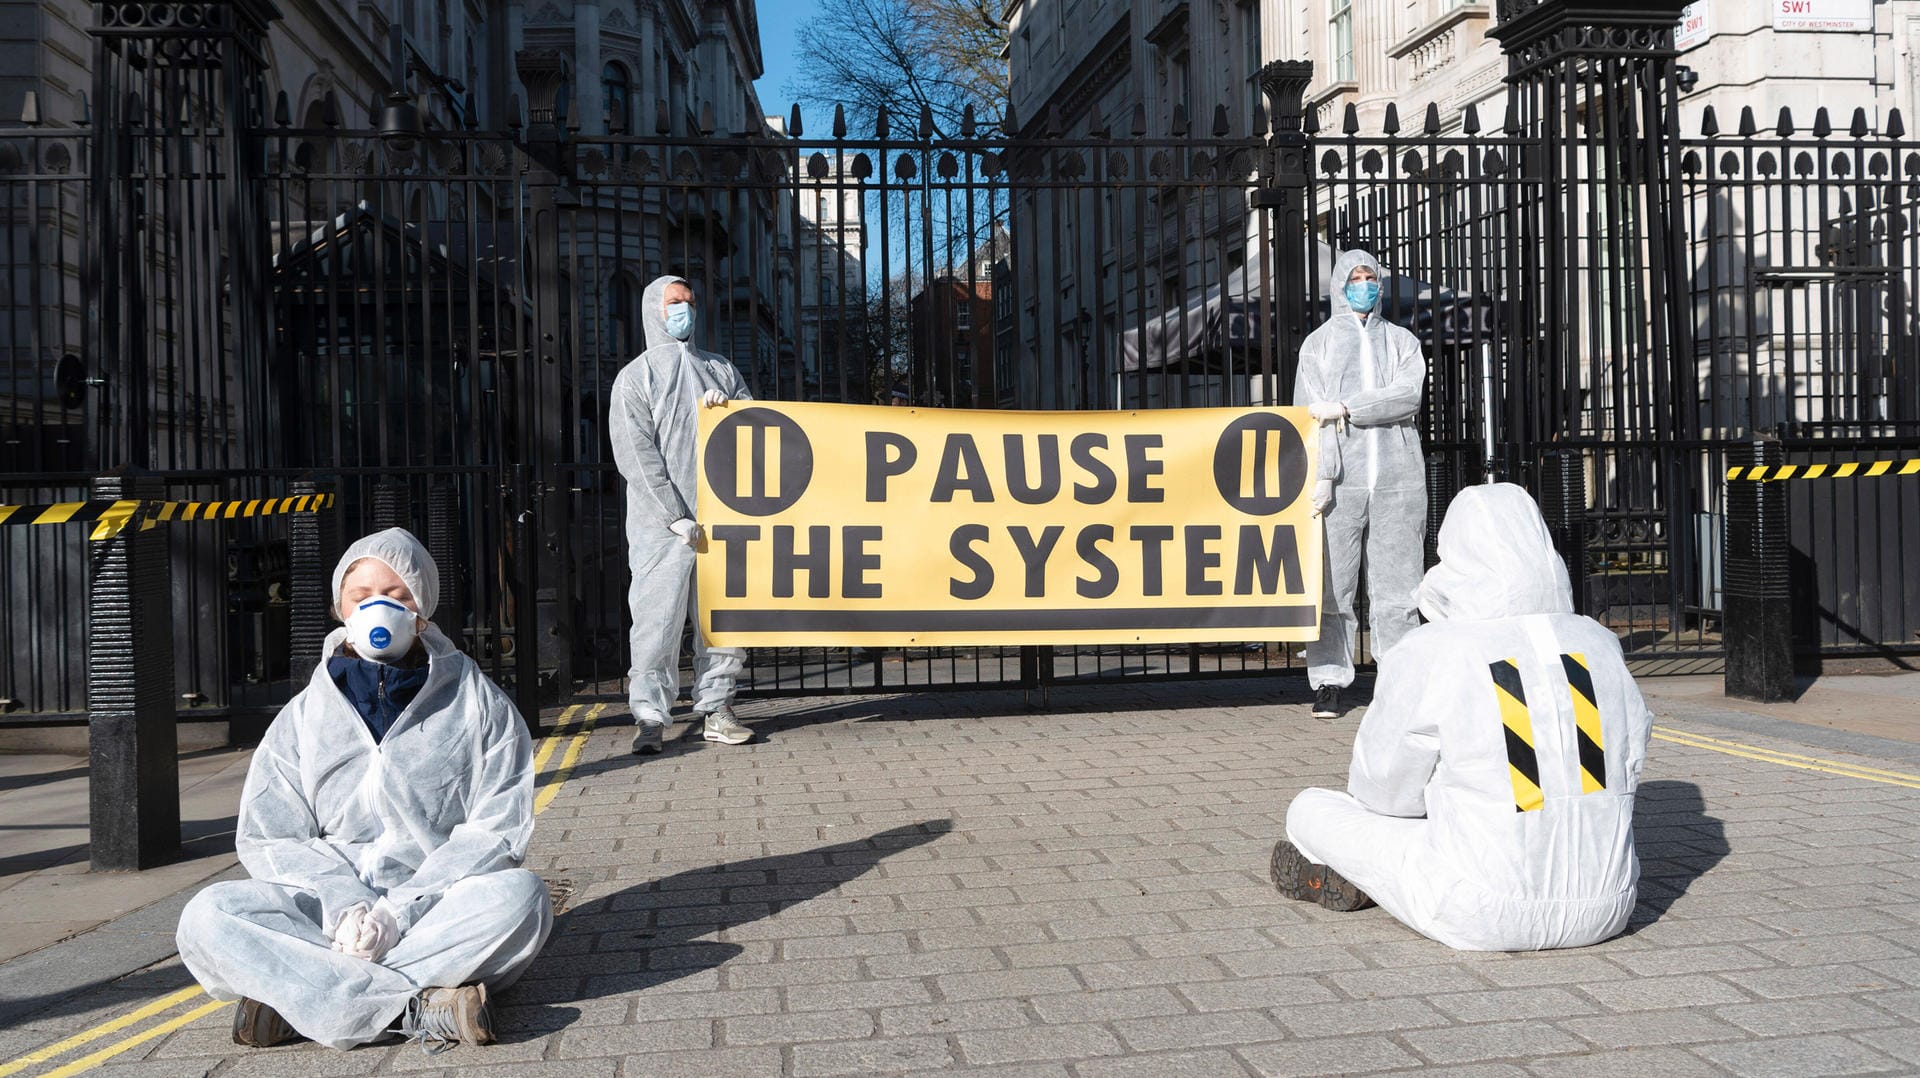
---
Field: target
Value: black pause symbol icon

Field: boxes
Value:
[705,409,814,516]
[1213,413,1306,516]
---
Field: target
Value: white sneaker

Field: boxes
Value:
[701,707,752,745]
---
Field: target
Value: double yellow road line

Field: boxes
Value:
[1653,724,1920,789]
[0,703,605,1076]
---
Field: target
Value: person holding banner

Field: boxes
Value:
[1270,484,1652,951]
[1293,249,1428,719]
[610,274,755,753]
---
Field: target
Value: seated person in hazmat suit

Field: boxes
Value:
[1272,485,1653,951]
[1294,248,1427,719]
[177,528,552,1051]
[610,274,754,754]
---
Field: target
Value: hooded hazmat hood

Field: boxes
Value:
[1415,483,1573,623]
[330,527,440,621]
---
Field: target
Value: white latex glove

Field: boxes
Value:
[1310,480,1335,518]
[668,518,702,549]
[700,388,728,407]
[1307,401,1348,423]
[331,903,370,951]
[339,903,400,963]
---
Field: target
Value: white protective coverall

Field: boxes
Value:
[1293,249,1428,689]
[176,529,552,1048]
[609,275,753,726]
[1285,484,1653,951]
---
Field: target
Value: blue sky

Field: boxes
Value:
[754,0,819,116]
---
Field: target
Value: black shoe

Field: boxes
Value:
[1270,840,1374,912]
[231,997,300,1048]
[1311,686,1340,718]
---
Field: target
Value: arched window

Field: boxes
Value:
[603,63,632,134]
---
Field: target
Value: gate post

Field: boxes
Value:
[1724,440,1794,701]
[1255,60,1315,402]
[287,476,338,685]
[1540,449,1588,614]
[87,471,178,870]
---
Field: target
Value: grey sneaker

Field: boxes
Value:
[399,983,493,1054]
[701,707,752,745]
[231,997,299,1047]
[630,722,665,755]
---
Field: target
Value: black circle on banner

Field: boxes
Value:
[705,408,814,516]
[1213,413,1308,515]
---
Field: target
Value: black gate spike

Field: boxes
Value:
[1212,103,1230,137]
[876,104,889,138]
[919,104,934,138]
[1503,96,1522,135]
[1303,106,1319,135]
[1045,104,1065,136]
[1812,107,1831,138]
[962,103,976,138]
[1851,108,1869,138]
[699,102,715,135]
[323,90,342,127]
[1087,100,1105,136]
[1699,105,1718,137]
[1171,104,1188,136]
[1424,102,1441,135]
[1131,103,1148,136]
[1889,109,1906,139]
[1463,103,1480,136]
[274,90,290,126]
[1777,107,1794,136]
[1739,106,1757,136]
[833,103,847,138]
[1252,103,1268,136]
[789,103,802,137]
[1001,102,1017,134]
[1383,103,1400,135]
[1342,102,1359,135]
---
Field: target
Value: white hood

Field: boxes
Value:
[1416,483,1573,622]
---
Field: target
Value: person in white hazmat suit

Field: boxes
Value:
[1294,249,1428,718]
[610,274,755,754]
[1272,485,1653,951]
[176,528,552,1051]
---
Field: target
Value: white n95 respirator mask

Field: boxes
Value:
[345,597,419,661]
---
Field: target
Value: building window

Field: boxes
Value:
[821,274,833,304]
[603,63,632,133]
[1330,0,1354,83]
[955,300,972,331]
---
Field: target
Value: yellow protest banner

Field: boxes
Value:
[696,402,1322,646]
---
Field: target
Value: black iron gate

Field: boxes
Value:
[4,0,1918,734]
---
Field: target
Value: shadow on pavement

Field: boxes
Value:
[496,819,953,1039]
[1625,779,1728,930]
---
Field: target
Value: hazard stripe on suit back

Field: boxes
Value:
[1561,652,1607,793]
[1489,658,1544,813]
[1725,458,1920,481]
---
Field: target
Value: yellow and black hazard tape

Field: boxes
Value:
[1726,458,1920,481]
[0,493,335,542]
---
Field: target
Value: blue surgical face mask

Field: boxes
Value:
[1344,280,1381,313]
[664,301,694,341]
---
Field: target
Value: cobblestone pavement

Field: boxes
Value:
[3,678,1918,1076]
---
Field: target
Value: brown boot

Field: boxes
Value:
[1270,839,1375,912]
[230,997,300,1048]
